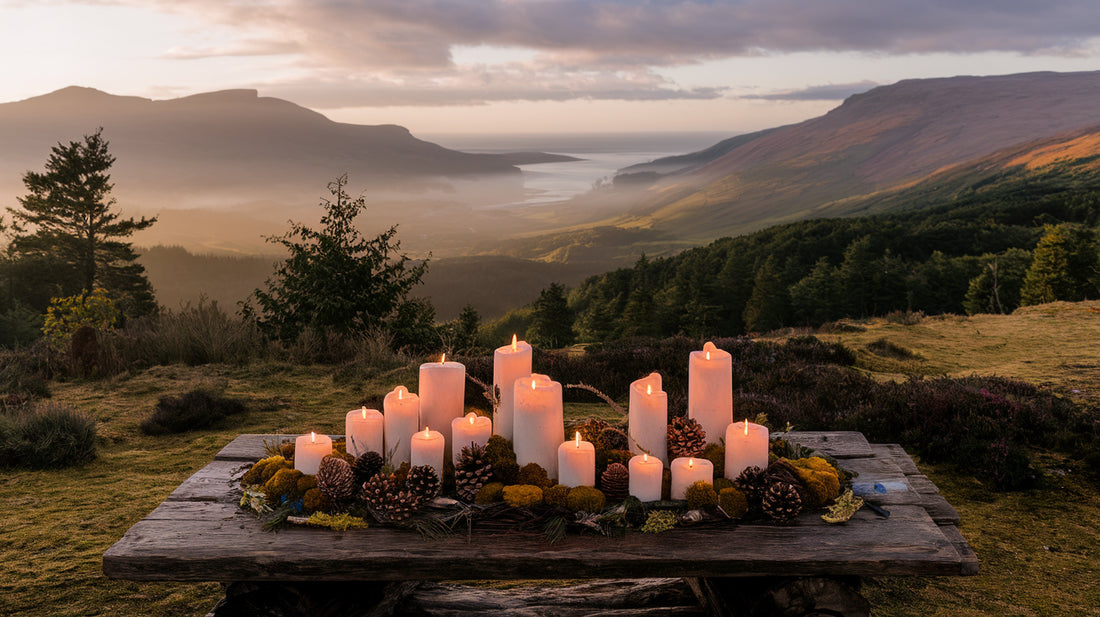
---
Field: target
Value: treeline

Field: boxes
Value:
[512,165,1100,342]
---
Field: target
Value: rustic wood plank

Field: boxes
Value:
[869,444,921,475]
[103,501,970,582]
[166,461,251,504]
[907,475,941,495]
[938,526,979,575]
[920,493,961,526]
[215,434,295,461]
[778,432,873,459]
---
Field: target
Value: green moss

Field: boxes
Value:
[713,477,735,493]
[262,468,304,504]
[641,510,678,533]
[241,455,288,486]
[718,487,748,518]
[474,482,505,505]
[789,457,841,507]
[296,474,317,495]
[544,484,569,507]
[566,486,606,512]
[485,435,518,484]
[517,462,552,488]
[302,487,333,513]
[502,484,544,507]
[305,512,368,531]
[685,480,718,509]
[702,443,725,479]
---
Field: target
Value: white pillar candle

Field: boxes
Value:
[670,456,714,500]
[688,341,733,445]
[725,419,770,480]
[451,412,493,464]
[345,407,383,459]
[557,432,596,487]
[628,372,668,464]
[629,453,664,502]
[410,427,445,475]
[383,385,420,466]
[293,431,332,475]
[493,334,532,441]
[513,373,564,479]
[419,354,466,461]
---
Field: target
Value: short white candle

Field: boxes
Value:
[493,334,532,441]
[629,453,664,502]
[383,385,419,466]
[688,341,733,445]
[419,354,466,461]
[451,412,492,464]
[558,431,596,487]
[724,419,770,480]
[410,427,445,475]
[513,373,564,479]
[628,372,668,465]
[345,407,383,458]
[670,456,714,500]
[293,431,333,475]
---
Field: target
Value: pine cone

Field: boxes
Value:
[316,455,357,503]
[667,416,707,459]
[455,442,494,502]
[406,464,441,504]
[734,465,767,509]
[600,462,629,502]
[766,459,810,505]
[762,481,803,524]
[598,426,630,451]
[353,451,384,485]
[361,472,394,509]
[362,472,420,524]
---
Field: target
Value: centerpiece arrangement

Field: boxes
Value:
[239,337,862,539]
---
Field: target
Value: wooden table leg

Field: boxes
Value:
[686,576,870,617]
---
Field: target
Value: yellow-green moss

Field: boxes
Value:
[566,486,606,512]
[302,488,333,513]
[241,455,289,486]
[502,484,544,508]
[718,487,748,518]
[262,468,304,504]
[305,512,368,531]
[641,510,678,533]
[544,484,569,507]
[296,474,318,495]
[517,463,552,488]
[789,457,841,507]
[714,477,735,493]
[474,482,505,505]
[685,480,718,509]
[702,443,725,479]
[485,436,518,484]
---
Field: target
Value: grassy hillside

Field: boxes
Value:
[2,303,1098,615]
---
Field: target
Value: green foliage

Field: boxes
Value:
[139,389,247,435]
[502,484,544,507]
[0,402,96,469]
[8,128,156,317]
[963,248,1032,315]
[243,174,431,349]
[685,480,718,509]
[565,485,606,512]
[41,288,120,349]
[1020,224,1098,306]
[527,282,575,348]
[0,304,43,349]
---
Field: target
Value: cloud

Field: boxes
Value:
[744,81,879,101]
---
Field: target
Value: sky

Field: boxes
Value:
[1,1,1099,135]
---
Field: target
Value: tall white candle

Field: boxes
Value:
[688,341,733,445]
[493,334,532,441]
[419,354,466,460]
[557,432,596,487]
[629,453,663,502]
[451,412,492,464]
[345,407,383,458]
[383,385,419,466]
[725,419,770,480]
[410,427,445,475]
[670,456,713,500]
[629,372,668,464]
[293,432,332,475]
[513,373,564,479]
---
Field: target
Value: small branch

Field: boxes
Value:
[564,382,626,417]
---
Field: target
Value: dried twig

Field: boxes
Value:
[564,382,626,417]
[465,373,499,417]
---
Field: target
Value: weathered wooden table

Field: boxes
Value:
[103,432,977,617]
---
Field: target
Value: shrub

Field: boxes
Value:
[140,388,248,435]
[0,402,97,468]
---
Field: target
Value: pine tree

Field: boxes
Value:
[742,256,789,333]
[8,129,157,316]
[1020,224,1097,306]
[527,282,575,348]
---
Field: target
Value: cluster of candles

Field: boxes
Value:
[294,337,769,501]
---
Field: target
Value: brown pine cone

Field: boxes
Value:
[316,455,357,503]
[406,464,441,504]
[600,462,630,502]
[762,481,803,524]
[766,459,810,505]
[734,465,767,509]
[455,442,494,502]
[352,451,384,485]
[667,416,707,459]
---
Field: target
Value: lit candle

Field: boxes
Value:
[384,385,420,466]
[451,412,492,464]
[724,419,770,480]
[688,341,733,445]
[629,453,663,502]
[670,456,714,500]
[293,431,333,475]
[628,372,667,465]
[513,373,564,479]
[345,407,383,458]
[557,431,596,487]
[493,334,532,441]
[410,427,445,475]
[419,354,466,460]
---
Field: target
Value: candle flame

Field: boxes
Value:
[706,351,711,360]
[469,414,475,425]
[744,419,749,435]
[688,458,694,469]
[361,407,367,419]
[643,453,649,463]
[511,333,518,351]
[574,431,581,447]
[440,353,446,363]
[398,388,404,400]
[424,427,430,437]
[310,431,316,444]
[646,383,652,395]
[531,378,537,390]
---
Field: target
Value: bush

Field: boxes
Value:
[140,389,248,435]
[0,402,97,468]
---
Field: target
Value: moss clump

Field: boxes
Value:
[474,482,505,505]
[302,488,333,513]
[331,451,355,465]
[789,457,841,507]
[503,484,544,508]
[702,443,725,479]
[241,455,290,486]
[279,442,295,459]
[516,462,552,488]
[332,438,347,454]
[306,512,368,531]
[685,480,718,509]
[485,435,519,484]
[544,484,569,507]
[718,487,748,518]
[566,486,606,512]
[296,474,318,495]
[262,468,304,504]
[641,510,678,533]
[713,477,735,493]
